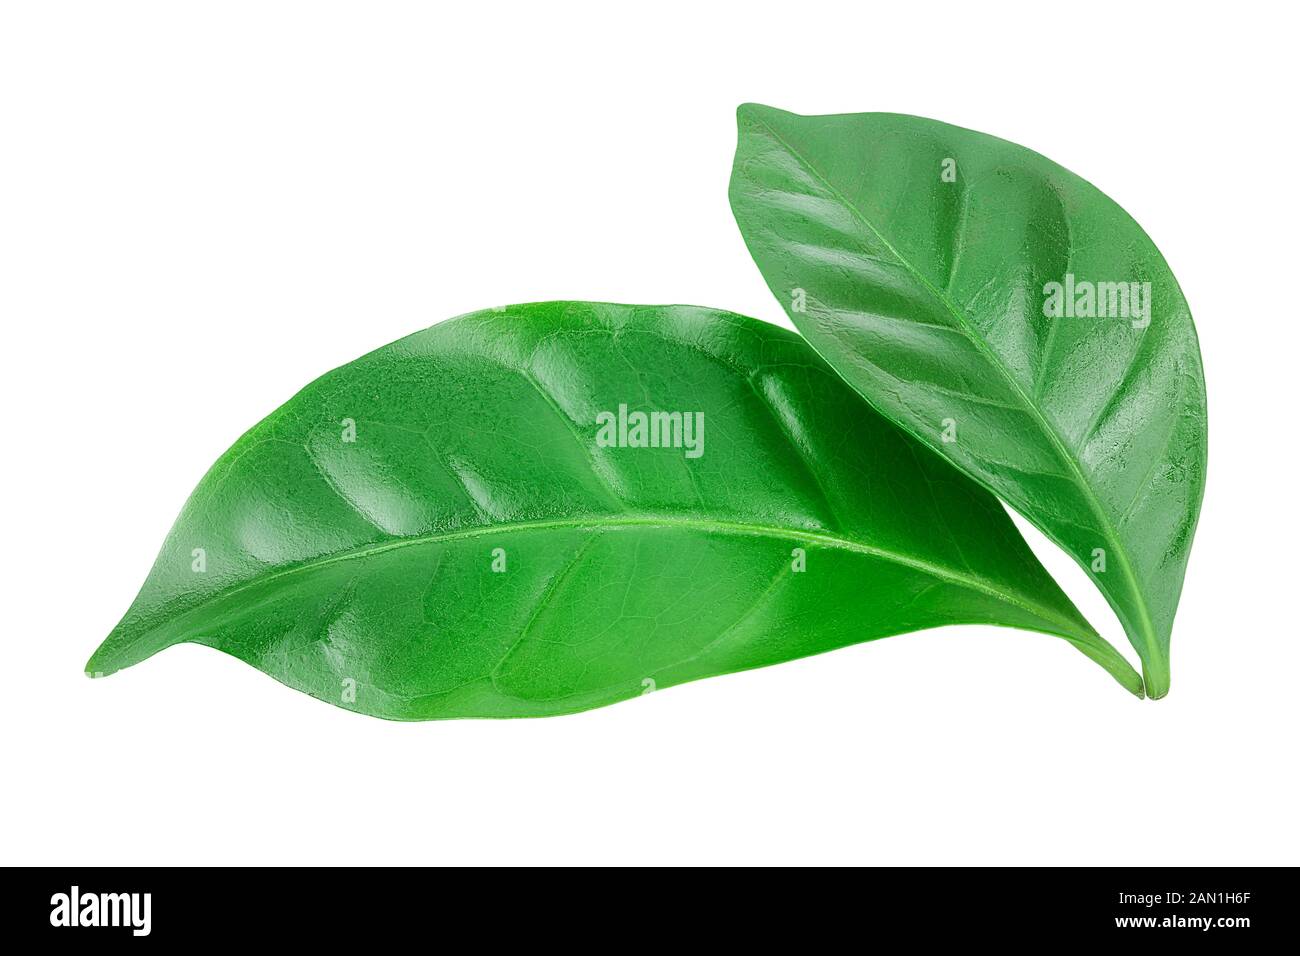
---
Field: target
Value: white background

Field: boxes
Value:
[2,2,1296,866]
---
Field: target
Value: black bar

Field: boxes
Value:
[7,867,1294,943]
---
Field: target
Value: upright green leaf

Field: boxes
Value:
[88,303,1139,719]
[729,105,1207,697]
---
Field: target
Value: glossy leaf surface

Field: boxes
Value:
[730,106,1207,697]
[88,303,1139,718]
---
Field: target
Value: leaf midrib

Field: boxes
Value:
[113,514,1090,647]
[743,109,1160,673]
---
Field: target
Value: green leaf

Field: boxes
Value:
[88,302,1140,719]
[729,105,1207,698]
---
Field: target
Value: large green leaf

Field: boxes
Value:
[729,105,1207,697]
[88,302,1139,719]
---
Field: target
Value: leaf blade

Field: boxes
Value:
[89,302,1141,717]
[729,105,1207,696]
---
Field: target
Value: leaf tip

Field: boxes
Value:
[735,102,775,125]
[84,630,134,679]
[84,647,112,679]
